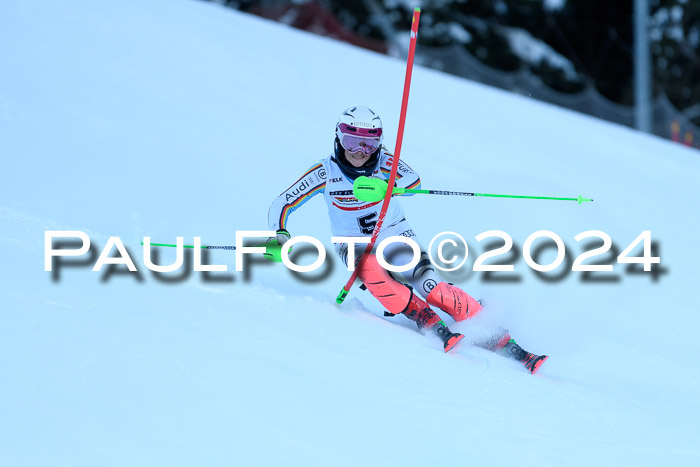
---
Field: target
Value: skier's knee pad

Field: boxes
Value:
[426,282,482,321]
[357,254,412,314]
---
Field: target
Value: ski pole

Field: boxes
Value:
[143,242,237,250]
[336,7,421,305]
[141,240,285,262]
[353,176,594,205]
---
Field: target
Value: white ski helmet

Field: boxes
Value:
[335,106,384,155]
[333,106,384,179]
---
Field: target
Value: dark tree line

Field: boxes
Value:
[208,0,700,125]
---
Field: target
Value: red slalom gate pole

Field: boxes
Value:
[336,7,421,305]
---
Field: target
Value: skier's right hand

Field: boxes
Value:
[274,229,291,246]
[263,229,291,263]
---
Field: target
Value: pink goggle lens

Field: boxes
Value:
[340,134,381,155]
[338,123,382,155]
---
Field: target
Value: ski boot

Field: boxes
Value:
[432,321,465,352]
[401,290,464,352]
[474,328,548,374]
[501,339,548,374]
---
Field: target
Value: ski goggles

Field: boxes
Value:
[338,123,383,155]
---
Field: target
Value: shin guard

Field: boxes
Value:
[426,282,482,321]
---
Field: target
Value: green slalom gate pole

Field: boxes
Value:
[353,176,594,205]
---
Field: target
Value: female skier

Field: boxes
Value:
[268,106,547,373]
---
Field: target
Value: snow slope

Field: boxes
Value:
[1,0,699,465]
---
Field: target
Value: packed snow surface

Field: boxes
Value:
[1,0,699,465]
